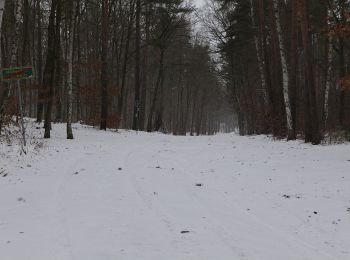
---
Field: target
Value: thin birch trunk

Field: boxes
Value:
[10,0,22,67]
[0,0,23,127]
[289,0,298,139]
[0,0,5,38]
[323,36,333,128]
[273,0,294,139]
[323,9,333,129]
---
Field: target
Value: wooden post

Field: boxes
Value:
[17,80,26,147]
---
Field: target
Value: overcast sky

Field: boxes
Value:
[194,0,205,7]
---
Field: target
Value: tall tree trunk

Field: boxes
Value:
[272,0,294,140]
[338,0,347,130]
[132,0,141,130]
[75,0,82,121]
[147,48,165,132]
[0,0,23,129]
[139,1,150,131]
[258,0,275,134]
[298,0,321,144]
[289,0,298,139]
[250,0,269,114]
[0,0,7,134]
[36,0,44,122]
[0,0,5,35]
[323,29,333,129]
[154,62,165,132]
[44,0,62,138]
[21,0,29,65]
[100,0,109,130]
[67,0,77,139]
[117,0,135,129]
[268,0,284,137]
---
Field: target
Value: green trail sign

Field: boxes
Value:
[1,66,33,81]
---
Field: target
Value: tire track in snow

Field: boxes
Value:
[55,148,94,260]
[123,142,183,259]
[123,140,248,260]
[172,148,339,260]
[126,137,338,260]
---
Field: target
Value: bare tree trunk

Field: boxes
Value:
[273,0,294,140]
[139,1,150,131]
[338,0,346,129]
[0,0,4,34]
[75,0,82,121]
[250,0,268,108]
[147,49,164,132]
[258,0,275,133]
[100,0,109,130]
[267,0,282,136]
[298,0,321,144]
[44,0,62,138]
[117,0,135,129]
[21,0,29,65]
[289,0,298,139]
[36,0,44,122]
[67,0,77,139]
[132,0,141,130]
[0,0,6,133]
[154,64,165,132]
[323,34,333,129]
[0,0,23,128]
[251,0,270,134]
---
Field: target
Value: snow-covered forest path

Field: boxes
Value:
[1,124,350,260]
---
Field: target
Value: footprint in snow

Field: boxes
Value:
[17,197,26,203]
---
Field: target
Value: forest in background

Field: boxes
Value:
[202,0,350,144]
[0,0,233,140]
[1,0,350,145]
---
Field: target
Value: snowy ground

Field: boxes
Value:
[1,124,350,260]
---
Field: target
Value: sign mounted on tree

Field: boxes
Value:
[1,66,33,81]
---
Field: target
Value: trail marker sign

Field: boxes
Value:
[1,66,33,81]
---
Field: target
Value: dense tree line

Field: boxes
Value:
[0,0,234,140]
[203,0,350,144]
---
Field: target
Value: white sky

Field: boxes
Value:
[194,0,205,7]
